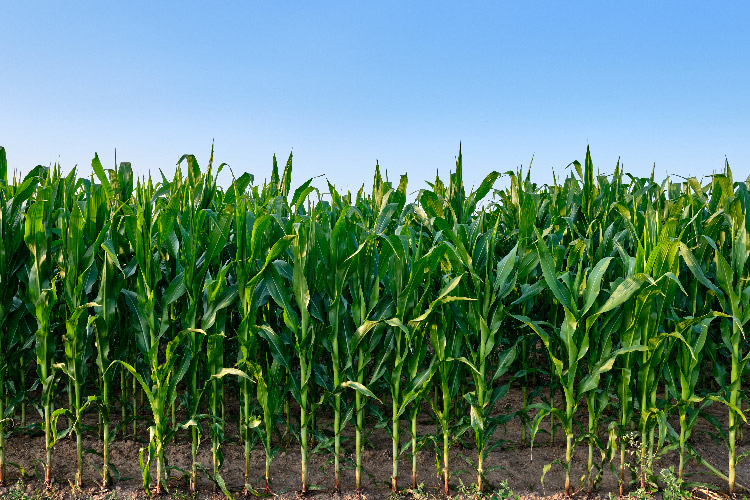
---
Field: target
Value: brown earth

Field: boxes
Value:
[0,386,747,500]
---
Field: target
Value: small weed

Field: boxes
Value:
[171,491,199,500]
[455,478,519,500]
[660,467,690,500]
[390,482,431,500]
[487,480,518,500]
[622,431,660,493]
[1,480,53,500]
[622,487,652,500]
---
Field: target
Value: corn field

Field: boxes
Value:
[0,144,748,497]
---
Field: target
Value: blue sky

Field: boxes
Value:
[2,1,748,194]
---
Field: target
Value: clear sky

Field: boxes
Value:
[2,1,748,194]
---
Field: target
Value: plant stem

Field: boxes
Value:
[20,356,26,427]
[243,379,252,494]
[521,337,528,446]
[587,398,595,494]
[640,428,647,489]
[120,370,126,439]
[332,333,341,491]
[565,396,573,497]
[75,381,83,488]
[411,409,418,489]
[728,332,739,495]
[68,379,74,434]
[103,417,110,488]
[300,357,309,493]
[619,431,626,497]
[477,450,483,492]
[355,346,364,491]
[155,443,164,495]
[132,373,137,439]
[441,377,450,496]
[281,396,289,447]
[260,361,275,493]
[189,331,199,493]
[265,452,271,493]
[443,428,450,497]
[392,377,400,493]
[678,409,686,481]
[476,327,486,493]
[100,366,110,488]
[45,401,52,486]
[190,427,198,492]
[0,375,5,486]
[565,432,572,496]
[550,387,556,445]
[212,374,220,483]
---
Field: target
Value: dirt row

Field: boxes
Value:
[0,388,747,499]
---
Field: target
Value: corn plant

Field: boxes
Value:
[446,218,520,491]
[680,179,750,494]
[1,144,750,497]
[251,352,284,493]
[233,176,294,492]
[381,234,460,493]
[173,151,233,492]
[523,225,647,496]
[262,216,315,492]
[24,173,60,486]
[426,296,465,497]
[345,234,385,490]
[422,161,516,492]
[120,178,191,494]
[202,263,239,492]
[391,242,472,495]
[0,149,40,486]
[314,193,381,491]
[321,205,354,491]
[627,212,684,487]
[92,214,127,486]
[666,313,720,480]
[54,177,106,487]
[114,329,192,495]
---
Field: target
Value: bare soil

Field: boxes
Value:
[0,386,747,500]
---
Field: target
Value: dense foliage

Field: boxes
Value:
[0,145,748,497]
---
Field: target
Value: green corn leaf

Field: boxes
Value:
[339,381,381,402]
[581,257,612,315]
[92,153,114,201]
[535,229,573,312]
[596,273,649,315]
